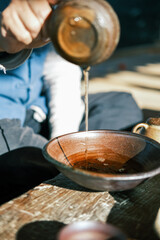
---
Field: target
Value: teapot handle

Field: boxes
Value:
[132,123,149,134]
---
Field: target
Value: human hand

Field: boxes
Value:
[0,0,58,53]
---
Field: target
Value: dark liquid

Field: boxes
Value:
[73,159,143,174]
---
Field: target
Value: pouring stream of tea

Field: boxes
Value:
[80,66,142,174]
[83,66,90,132]
[83,66,90,168]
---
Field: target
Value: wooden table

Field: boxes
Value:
[0,172,159,240]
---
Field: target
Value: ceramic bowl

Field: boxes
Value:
[57,221,127,240]
[43,130,160,191]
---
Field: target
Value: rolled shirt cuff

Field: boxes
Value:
[0,64,6,73]
[30,105,46,123]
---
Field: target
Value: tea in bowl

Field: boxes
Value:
[43,130,160,191]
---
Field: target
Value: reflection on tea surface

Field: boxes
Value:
[73,158,143,174]
[76,68,144,175]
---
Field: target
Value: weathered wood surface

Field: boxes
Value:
[0,174,115,240]
[0,173,160,240]
[107,174,160,240]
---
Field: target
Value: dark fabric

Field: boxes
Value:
[23,109,50,139]
[0,92,143,204]
[23,109,41,134]
[0,119,59,204]
[0,118,47,155]
[0,147,59,204]
[79,92,143,131]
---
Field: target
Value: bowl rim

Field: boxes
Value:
[43,130,160,181]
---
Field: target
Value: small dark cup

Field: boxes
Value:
[133,117,160,144]
[57,221,127,240]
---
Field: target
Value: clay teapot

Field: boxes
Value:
[47,0,120,67]
[132,117,160,143]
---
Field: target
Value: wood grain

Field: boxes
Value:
[0,174,115,240]
[0,173,159,240]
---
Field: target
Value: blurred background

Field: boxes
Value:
[108,0,160,48]
[81,0,160,121]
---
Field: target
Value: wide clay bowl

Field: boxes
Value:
[43,130,160,191]
[57,221,127,240]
